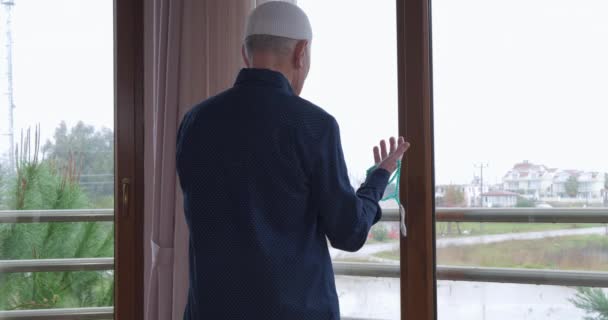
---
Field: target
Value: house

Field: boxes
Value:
[551,170,582,198]
[574,171,604,201]
[464,176,491,207]
[481,191,519,207]
[503,160,556,199]
[435,179,492,207]
[503,161,606,203]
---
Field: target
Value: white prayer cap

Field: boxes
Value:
[245,1,313,41]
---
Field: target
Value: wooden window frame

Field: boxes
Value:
[115,0,144,319]
[111,0,435,319]
[397,0,437,319]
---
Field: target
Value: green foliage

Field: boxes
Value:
[516,197,535,207]
[570,287,608,320]
[42,121,114,204]
[6,162,87,211]
[0,165,9,210]
[566,176,579,198]
[371,224,389,242]
[42,121,113,177]
[0,126,114,310]
[90,196,114,209]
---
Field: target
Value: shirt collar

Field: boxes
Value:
[234,68,294,95]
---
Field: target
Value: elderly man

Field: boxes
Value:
[176,1,409,319]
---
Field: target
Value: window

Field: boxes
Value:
[0,1,143,318]
[297,1,399,318]
[432,0,608,318]
[0,0,114,315]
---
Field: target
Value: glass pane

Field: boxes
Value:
[297,0,399,318]
[0,271,113,310]
[433,0,608,318]
[433,0,608,189]
[438,281,607,320]
[337,276,399,319]
[436,223,608,271]
[436,222,600,238]
[0,0,114,312]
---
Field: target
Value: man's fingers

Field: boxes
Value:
[389,137,396,155]
[373,146,381,164]
[394,141,410,161]
[380,140,388,159]
[386,140,410,161]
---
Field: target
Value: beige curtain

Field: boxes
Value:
[144,1,253,319]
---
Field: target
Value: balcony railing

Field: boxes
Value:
[0,307,114,320]
[384,207,608,223]
[2,207,608,319]
[0,209,113,223]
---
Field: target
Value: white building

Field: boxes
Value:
[503,160,556,199]
[576,172,604,200]
[482,191,518,207]
[435,178,490,207]
[464,176,491,207]
[503,161,606,203]
[551,170,580,198]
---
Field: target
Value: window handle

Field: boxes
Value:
[121,178,130,217]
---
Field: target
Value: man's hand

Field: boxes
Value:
[373,137,410,174]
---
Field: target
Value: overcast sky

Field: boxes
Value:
[1,0,608,185]
[0,0,113,162]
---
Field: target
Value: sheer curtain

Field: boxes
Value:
[144,1,252,319]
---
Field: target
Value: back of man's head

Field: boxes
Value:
[242,1,313,95]
[244,35,298,60]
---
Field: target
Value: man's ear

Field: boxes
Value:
[293,40,308,69]
[242,45,250,67]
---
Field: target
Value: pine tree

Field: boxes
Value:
[0,126,114,310]
[570,287,608,320]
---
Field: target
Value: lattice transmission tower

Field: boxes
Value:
[1,0,15,170]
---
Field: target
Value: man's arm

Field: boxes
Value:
[313,117,391,252]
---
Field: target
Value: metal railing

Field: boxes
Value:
[377,207,608,287]
[0,307,113,320]
[381,207,608,223]
[435,207,608,223]
[333,262,608,288]
[4,207,607,224]
[2,208,608,319]
[0,258,114,273]
[0,308,376,320]
[0,209,113,223]
[0,210,115,319]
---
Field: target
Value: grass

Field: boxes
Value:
[364,222,599,246]
[374,234,608,271]
[436,222,597,237]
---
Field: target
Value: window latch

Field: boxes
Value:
[121,178,130,217]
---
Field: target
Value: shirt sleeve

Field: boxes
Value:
[313,117,391,252]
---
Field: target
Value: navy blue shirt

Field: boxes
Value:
[176,68,390,320]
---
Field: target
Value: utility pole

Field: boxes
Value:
[474,163,489,207]
[2,0,15,171]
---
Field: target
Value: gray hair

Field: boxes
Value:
[244,34,299,59]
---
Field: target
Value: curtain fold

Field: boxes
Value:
[144,1,253,319]
[146,0,183,319]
